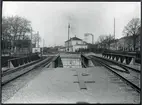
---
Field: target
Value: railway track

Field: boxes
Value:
[40,56,55,68]
[89,55,141,93]
[2,56,55,86]
[95,55,140,73]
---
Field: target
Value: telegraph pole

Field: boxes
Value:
[31,27,33,54]
[37,31,39,48]
[68,23,70,52]
[114,18,117,50]
[114,18,115,39]
[42,39,44,56]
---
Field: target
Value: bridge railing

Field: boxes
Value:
[102,52,140,65]
[7,54,40,69]
[81,54,94,67]
[48,54,63,68]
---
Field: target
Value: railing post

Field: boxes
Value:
[123,57,126,64]
[8,59,14,69]
[117,57,121,62]
[114,56,116,61]
[129,57,135,65]
[8,60,10,69]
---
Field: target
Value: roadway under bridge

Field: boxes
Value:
[2,52,140,104]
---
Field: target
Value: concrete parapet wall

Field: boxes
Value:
[81,54,94,67]
[48,54,62,68]
[88,60,94,67]
[8,54,40,69]
[2,57,51,85]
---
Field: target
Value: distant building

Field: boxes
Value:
[84,33,93,44]
[65,36,88,52]
[58,46,66,52]
[53,46,66,52]
[109,35,140,51]
[109,39,119,50]
[135,35,140,51]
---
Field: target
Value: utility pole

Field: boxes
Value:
[114,18,115,39]
[37,31,39,48]
[68,23,70,52]
[114,18,117,50]
[42,39,44,56]
[31,27,33,54]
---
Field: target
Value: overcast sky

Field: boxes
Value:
[2,2,141,47]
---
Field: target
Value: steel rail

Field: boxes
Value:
[90,56,140,93]
[90,55,140,73]
[2,56,55,86]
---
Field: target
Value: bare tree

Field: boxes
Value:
[97,35,106,48]
[123,18,141,51]
[2,16,32,55]
[97,34,114,50]
[2,17,13,55]
[104,34,115,49]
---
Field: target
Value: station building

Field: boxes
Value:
[65,36,88,52]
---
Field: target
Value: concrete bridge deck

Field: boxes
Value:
[2,53,140,103]
[3,67,139,103]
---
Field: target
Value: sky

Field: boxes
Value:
[2,2,141,47]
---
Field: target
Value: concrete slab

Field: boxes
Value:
[60,54,82,68]
[4,67,140,103]
[76,70,87,90]
[61,58,82,68]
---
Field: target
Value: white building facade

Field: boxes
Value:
[109,35,140,51]
[65,36,88,52]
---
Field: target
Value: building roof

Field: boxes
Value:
[65,36,82,42]
[59,46,66,49]
[120,35,133,40]
[74,44,87,46]
[71,37,82,41]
